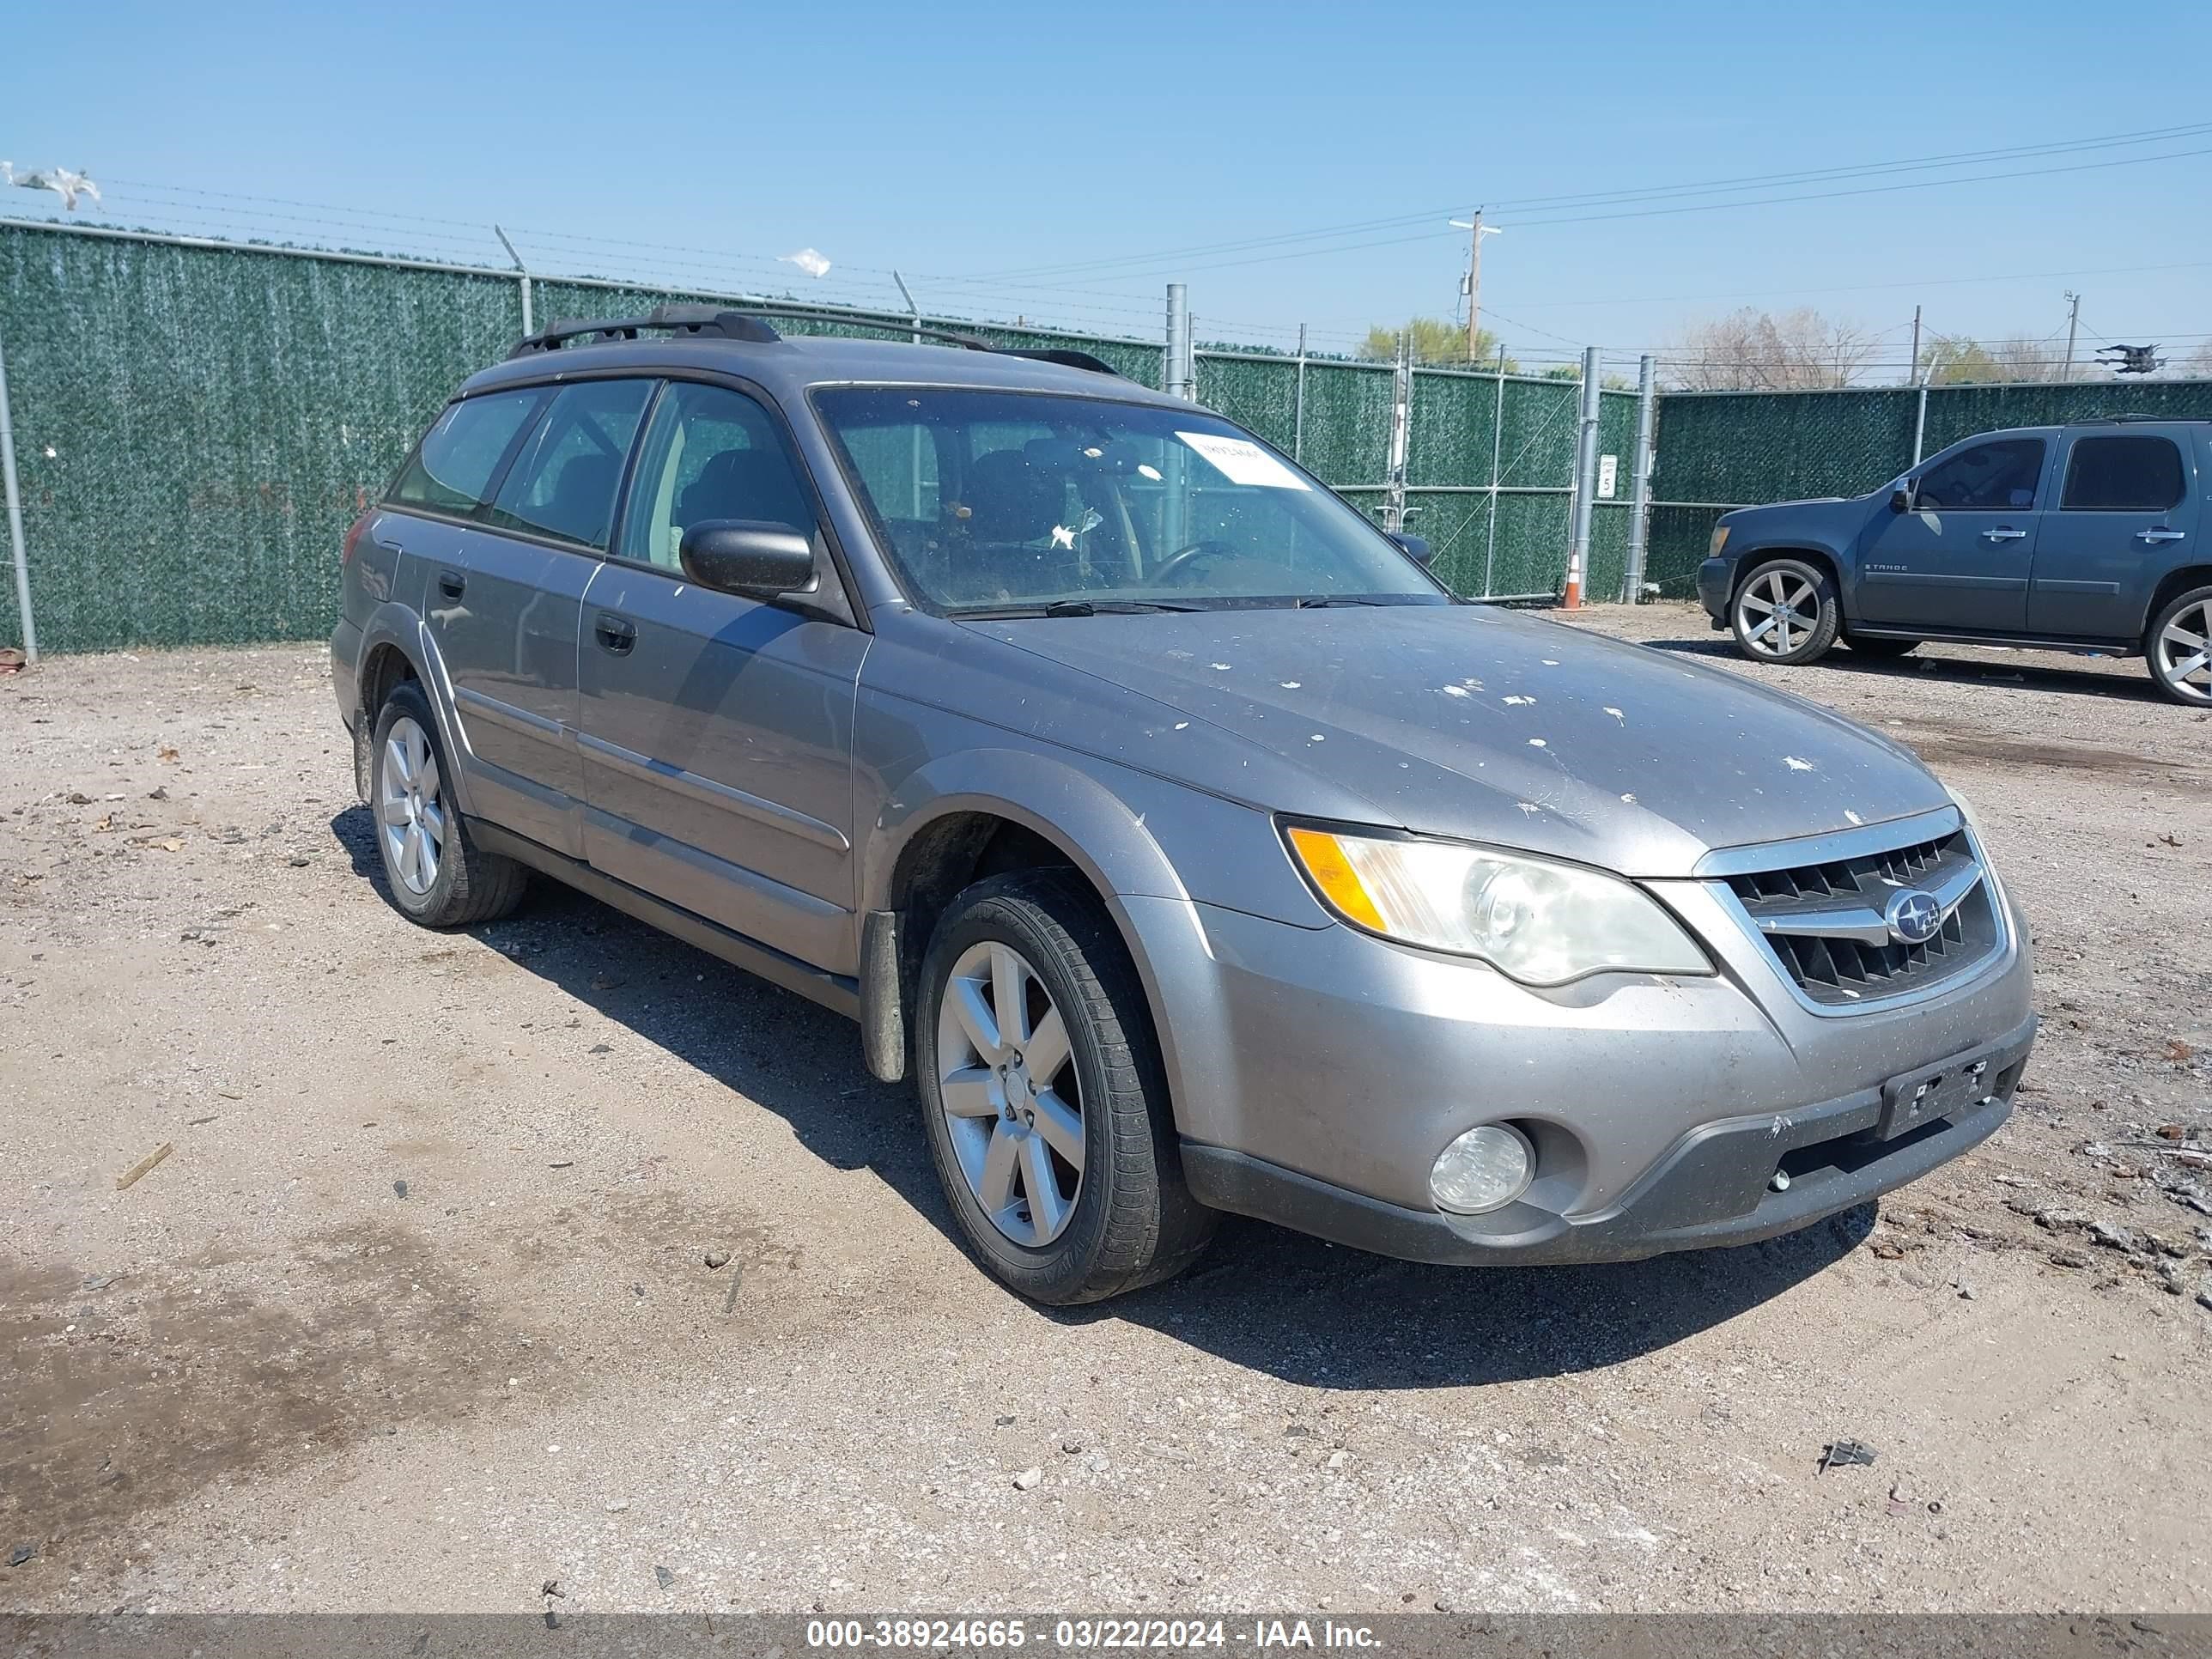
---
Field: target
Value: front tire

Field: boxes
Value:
[1730,558,1840,665]
[915,871,1215,1305]
[368,682,527,927]
[2147,585,2212,707]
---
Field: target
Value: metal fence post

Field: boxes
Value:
[1382,332,1412,532]
[1483,361,1507,597]
[0,325,36,664]
[1565,345,1601,609]
[1164,283,1193,400]
[1163,284,1191,555]
[495,225,532,337]
[1291,323,1308,463]
[1623,352,1657,602]
[1911,380,1930,465]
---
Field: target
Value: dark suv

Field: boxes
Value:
[1698,419,2211,702]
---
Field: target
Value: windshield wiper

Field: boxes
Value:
[1293,595,1393,608]
[956,599,1202,619]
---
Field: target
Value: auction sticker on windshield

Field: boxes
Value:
[1176,431,1310,489]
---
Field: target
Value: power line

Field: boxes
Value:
[960,122,2212,283]
[1000,142,2212,289]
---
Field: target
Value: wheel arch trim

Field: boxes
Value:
[352,605,479,819]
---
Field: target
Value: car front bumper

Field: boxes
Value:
[1121,860,2035,1267]
[1697,556,1735,621]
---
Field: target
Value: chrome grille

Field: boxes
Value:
[1721,825,2000,1008]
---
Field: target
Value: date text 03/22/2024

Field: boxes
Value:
[802,1618,1382,1649]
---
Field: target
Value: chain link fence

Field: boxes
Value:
[2,219,1658,653]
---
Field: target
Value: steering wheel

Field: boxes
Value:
[1148,538,1235,587]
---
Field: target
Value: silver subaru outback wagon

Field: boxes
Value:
[332,307,2035,1305]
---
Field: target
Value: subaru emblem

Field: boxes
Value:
[1885,888,1942,945]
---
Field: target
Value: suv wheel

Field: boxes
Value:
[1731,558,1840,665]
[369,682,528,927]
[2148,586,2212,706]
[915,871,1215,1304]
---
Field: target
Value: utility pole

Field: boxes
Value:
[2063,290,2081,381]
[1449,211,1501,363]
[1907,304,1922,387]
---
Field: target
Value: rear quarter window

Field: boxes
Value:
[2061,434,2185,512]
[389,389,545,515]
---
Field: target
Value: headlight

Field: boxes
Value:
[1708,524,1730,556]
[1283,823,1711,986]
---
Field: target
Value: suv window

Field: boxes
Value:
[2062,434,2185,512]
[485,379,654,550]
[388,389,544,515]
[1915,439,2045,510]
[617,382,817,571]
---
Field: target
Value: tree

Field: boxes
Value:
[1361,316,1518,373]
[1665,307,1878,391]
[1921,333,2080,385]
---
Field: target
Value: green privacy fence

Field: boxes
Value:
[0,218,1649,653]
[1645,378,2212,596]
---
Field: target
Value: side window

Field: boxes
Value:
[617,382,817,571]
[2062,435,2185,512]
[388,389,544,514]
[484,379,653,550]
[1916,439,2046,511]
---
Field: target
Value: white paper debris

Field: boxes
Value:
[2,161,100,211]
[778,247,832,278]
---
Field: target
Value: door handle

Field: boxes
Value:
[593,613,637,655]
[2137,528,2187,544]
[437,568,467,599]
[1981,527,2028,542]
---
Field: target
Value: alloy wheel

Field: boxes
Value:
[1735,568,1822,659]
[2154,599,2212,703]
[934,940,1085,1247]
[377,715,447,895]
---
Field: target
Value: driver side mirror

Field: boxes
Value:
[1389,532,1434,566]
[679,520,817,597]
[1888,487,1912,514]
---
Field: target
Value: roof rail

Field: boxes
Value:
[2082,412,2207,424]
[1000,347,1123,377]
[504,302,1122,377]
[507,303,781,358]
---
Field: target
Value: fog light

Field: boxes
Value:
[1430,1124,1534,1215]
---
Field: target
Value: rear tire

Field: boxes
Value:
[2147,585,2212,707]
[368,682,528,927]
[1730,557,1840,665]
[1844,634,1919,659]
[915,871,1215,1304]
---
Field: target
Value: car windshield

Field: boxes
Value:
[813,386,1449,614]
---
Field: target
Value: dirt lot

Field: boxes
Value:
[2,605,2207,1615]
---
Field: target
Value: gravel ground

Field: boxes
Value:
[1,606,2207,1616]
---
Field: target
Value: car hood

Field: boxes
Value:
[963,605,1951,877]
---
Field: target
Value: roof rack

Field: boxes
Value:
[505,302,1122,376]
[2081,412,2207,424]
[508,304,781,357]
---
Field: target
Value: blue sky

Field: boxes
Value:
[5,0,2209,371]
